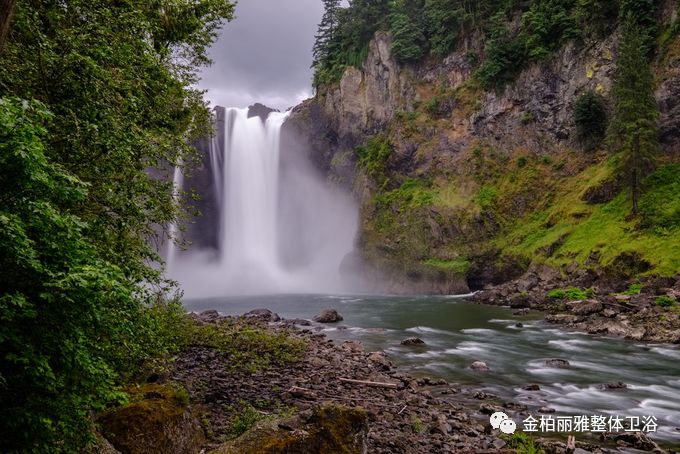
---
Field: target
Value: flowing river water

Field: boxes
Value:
[185,294,680,447]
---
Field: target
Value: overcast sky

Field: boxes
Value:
[197,0,325,111]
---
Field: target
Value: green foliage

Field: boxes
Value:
[609,16,660,215]
[574,91,608,149]
[655,295,677,307]
[639,164,680,231]
[188,320,307,373]
[357,135,393,184]
[410,415,425,433]
[475,186,499,209]
[622,283,642,295]
[389,0,425,63]
[376,179,436,208]
[504,432,545,454]
[0,0,234,451]
[424,0,463,57]
[423,257,471,274]
[574,0,618,36]
[225,404,270,440]
[548,287,594,300]
[0,97,137,451]
[521,0,580,60]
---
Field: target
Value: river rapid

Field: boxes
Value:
[185,294,680,446]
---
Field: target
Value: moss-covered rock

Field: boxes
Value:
[210,403,368,454]
[99,383,204,454]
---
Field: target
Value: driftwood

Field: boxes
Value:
[338,378,398,389]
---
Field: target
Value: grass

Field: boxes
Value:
[656,295,677,307]
[547,287,594,300]
[622,283,642,295]
[423,257,470,274]
[188,320,307,373]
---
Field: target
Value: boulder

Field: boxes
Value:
[209,404,368,454]
[522,384,541,391]
[571,300,603,316]
[470,361,489,371]
[99,384,204,454]
[367,351,392,369]
[401,337,426,346]
[244,308,280,322]
[313,309,343,323]
[544,358,570,369]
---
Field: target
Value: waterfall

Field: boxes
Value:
[167,107,358,297]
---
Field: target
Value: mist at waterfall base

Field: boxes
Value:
[167,107,359,297]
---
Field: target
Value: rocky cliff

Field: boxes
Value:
[283,3,680,294]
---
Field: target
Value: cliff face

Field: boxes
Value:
[284,6,680,294]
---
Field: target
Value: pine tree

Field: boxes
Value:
[312,0,341,68]
[389,0,425,63]
[609,16,659,215]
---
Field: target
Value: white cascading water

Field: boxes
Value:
[167,107,358,297]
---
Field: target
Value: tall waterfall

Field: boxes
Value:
[167,107,358,297]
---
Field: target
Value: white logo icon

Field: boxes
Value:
[500,419,517,434]
[490,411,517,434]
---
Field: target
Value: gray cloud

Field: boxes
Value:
[197,0,325,111]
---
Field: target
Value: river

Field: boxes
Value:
[184,293,680,446]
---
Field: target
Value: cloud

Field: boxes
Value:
[197,0,324,111]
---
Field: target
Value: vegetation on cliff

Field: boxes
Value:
[309,0,680,286]
[0,1,234,451]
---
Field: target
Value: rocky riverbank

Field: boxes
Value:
[95,308,675,453]
[473,264,680,344]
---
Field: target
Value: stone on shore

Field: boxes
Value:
[313,309,343,323]
[243,308,280,322]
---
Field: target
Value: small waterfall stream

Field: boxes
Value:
[167,107,358,297]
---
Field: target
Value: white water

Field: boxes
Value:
[168,107,358,297]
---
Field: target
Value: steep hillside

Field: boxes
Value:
[283,0,680,295]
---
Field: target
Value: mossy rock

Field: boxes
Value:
[99,383,204,454]
[210,403,368,454]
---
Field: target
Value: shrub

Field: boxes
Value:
[548,287,594,300]
[655,295,676,307]
[622,283,642,295]
[357,136,393,183]
[574,91,608,149]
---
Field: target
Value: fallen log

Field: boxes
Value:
[338,378,398,389]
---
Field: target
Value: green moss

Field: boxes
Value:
[376,179,436,209]
[622,283,642,295]
[501,432,544,454]
[357,135,393,185]
[547,287,594,300]
[423,258,470,274]
[189,321,307,373]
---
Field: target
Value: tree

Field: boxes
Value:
[574,90,608,150]
[0,0,16,50]
[389,0,425,63]
[312,0,341,68]
[609,16,659,215]
[0,1,234,451]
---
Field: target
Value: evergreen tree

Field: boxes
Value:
[312,0,341,68]
[389,0,425,63]
[609,16,660,215]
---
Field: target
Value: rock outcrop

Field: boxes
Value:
[99,384,204,454]
[208,404,368,454]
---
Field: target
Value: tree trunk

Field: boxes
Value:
[0,0,17,51]
[632,168,639,215]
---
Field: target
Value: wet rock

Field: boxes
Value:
[479,403,503,415]
[599,381,627,390]
[515,322,524,328]
[513,308,530,316]
[401,337,426,346]
[522,384,541,391]
[313,309,343,323]
[544,358,570,369]
[247,103,278,121]
[99,384,204,454]
[570,300,603,316]
[244,308,280,322]
[367,351,392,370]
[209,404,368,454]
[538,406,556,413]
[470,361,489,371]
[612,431,665,451]
[290,318,312,326]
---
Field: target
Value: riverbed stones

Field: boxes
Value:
[401,337,425,346]
[313,309,343,323]
[243,308,280,322]
[599,381,627,390]
[470,361,489,371]
[522,384,541,391]
[544,358,570,368]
